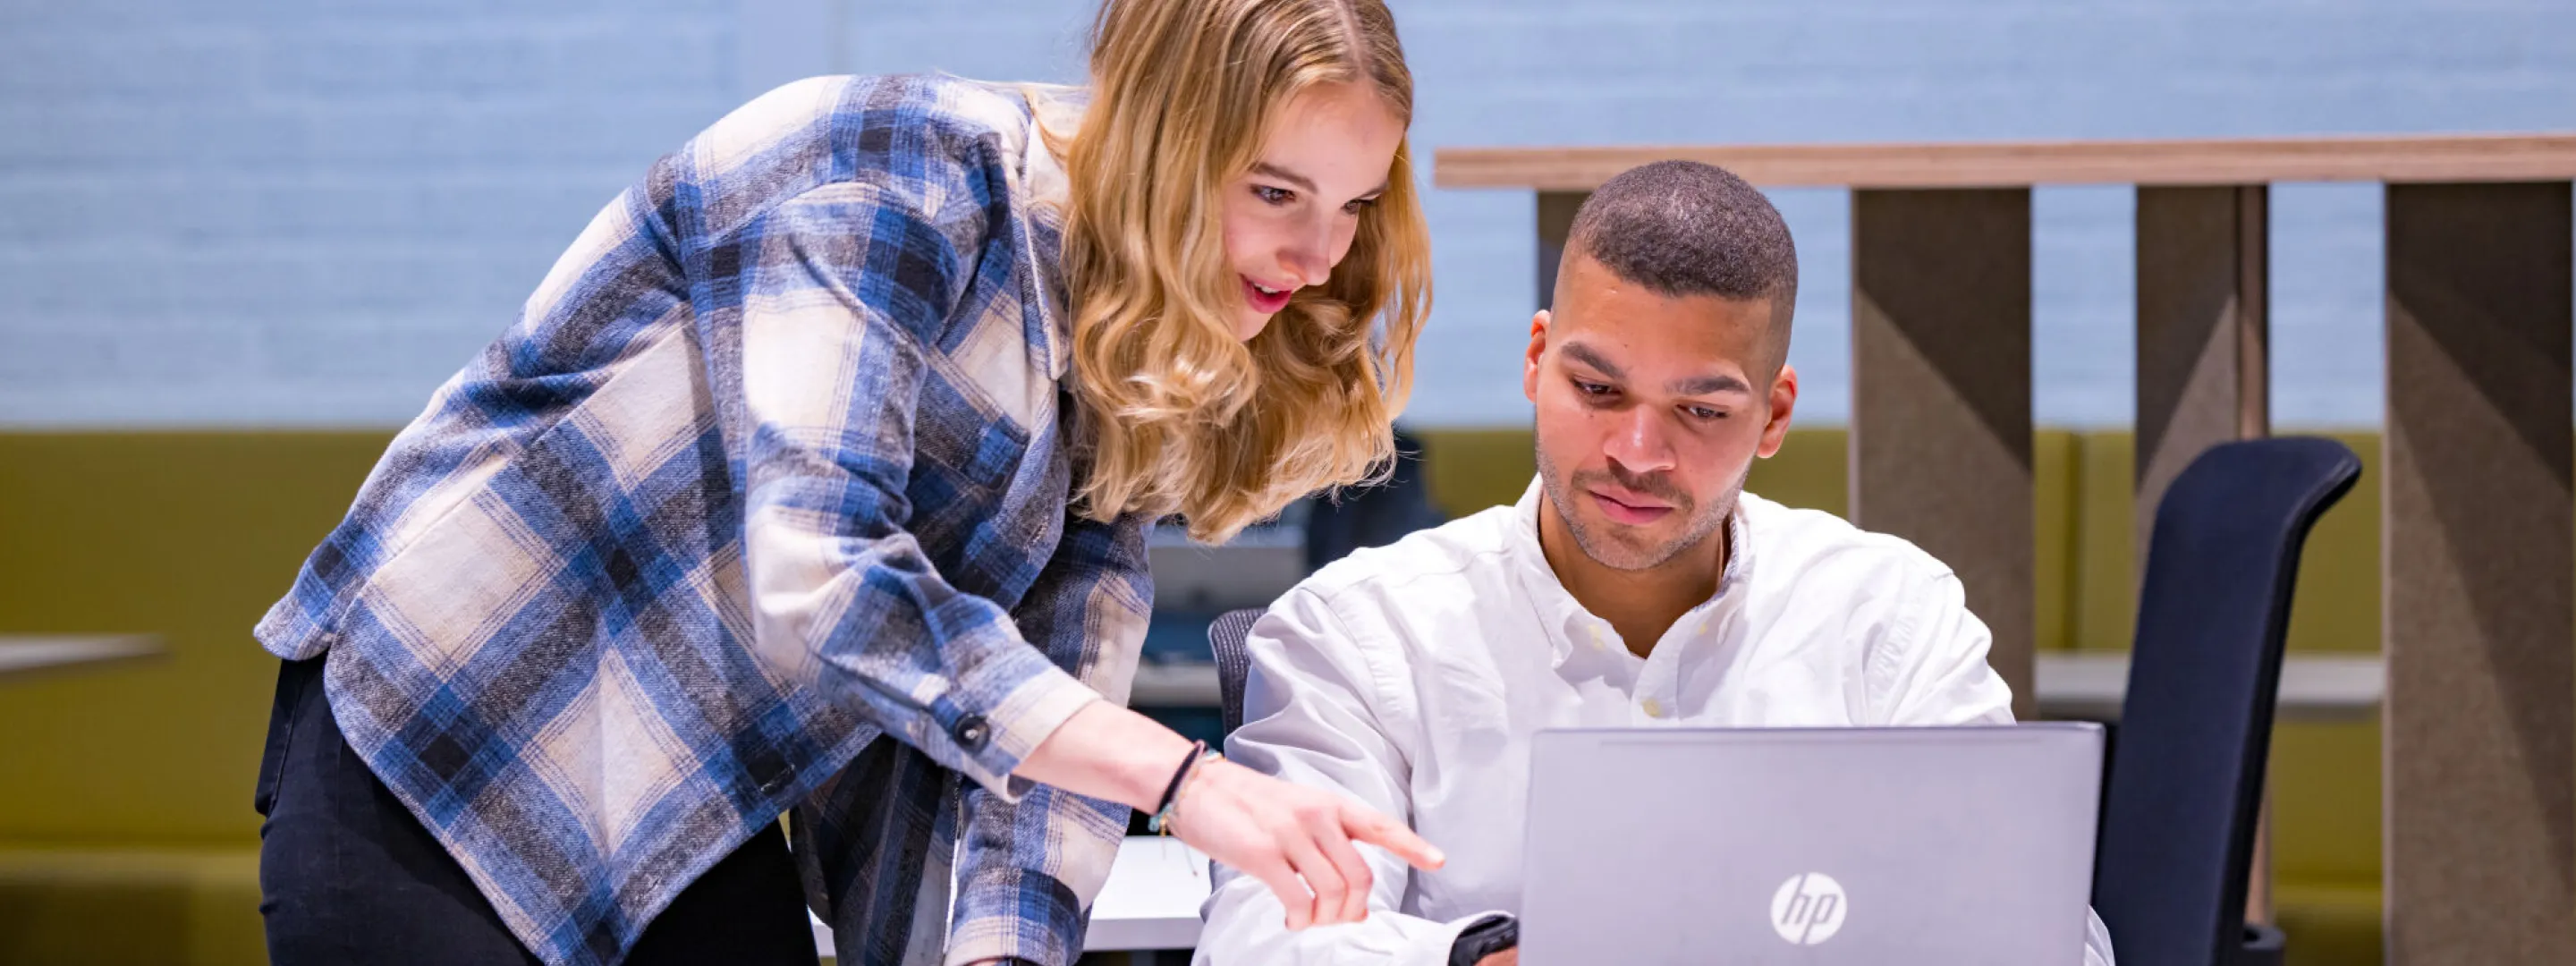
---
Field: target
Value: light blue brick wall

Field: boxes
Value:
[4,0,2572,427]
[0,0,740,424]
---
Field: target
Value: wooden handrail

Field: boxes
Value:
[1436,132,2576,190]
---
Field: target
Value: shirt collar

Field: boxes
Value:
[1505,477,1756,669]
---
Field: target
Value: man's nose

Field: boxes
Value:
[1603,406,1677,475]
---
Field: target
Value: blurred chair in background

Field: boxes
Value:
[1209,608,1262,737]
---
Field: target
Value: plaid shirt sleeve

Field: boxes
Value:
[715,171,1100,801]
[943,509,1156,966]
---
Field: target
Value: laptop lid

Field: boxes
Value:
[1517,724,2103,965]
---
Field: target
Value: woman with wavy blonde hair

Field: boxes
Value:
[1057,0,1427,542]
[251,1,1439,963]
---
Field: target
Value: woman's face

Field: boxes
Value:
[1218,81,1405,341]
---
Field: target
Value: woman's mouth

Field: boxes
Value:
[1242,276,1293,315]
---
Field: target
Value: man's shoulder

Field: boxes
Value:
[1245,507,1521,700]
[1739,492,1958,588]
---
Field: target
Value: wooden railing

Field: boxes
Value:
[1436,132,2576,962]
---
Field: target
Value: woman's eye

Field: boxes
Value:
[1341,197,1380,216]
[1254,185,1295,206]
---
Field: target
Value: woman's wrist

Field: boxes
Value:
[1150,743,1224,835]
[1013,700,1196,811]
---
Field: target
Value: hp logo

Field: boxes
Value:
[1770,872,1848,945]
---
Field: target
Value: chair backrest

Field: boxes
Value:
[2091,436,2360,966]
[1208,607,1265,736]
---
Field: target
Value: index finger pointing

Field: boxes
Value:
[1342,805,1445,871]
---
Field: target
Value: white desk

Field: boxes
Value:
[812,836,1213,957]
[1080,836,1215,950]
[2033,653,2384,722]
[0,635,163,680]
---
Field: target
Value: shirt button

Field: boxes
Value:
[1641,698,1665,718]
[757,763,798,795]
[954,715,990,750]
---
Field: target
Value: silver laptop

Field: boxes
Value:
[1517,724,2104,965]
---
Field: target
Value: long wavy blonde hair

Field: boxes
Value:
[1051,0,1428,543]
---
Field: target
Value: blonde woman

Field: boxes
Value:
[251,1,1439,963]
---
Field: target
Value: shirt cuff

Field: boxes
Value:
[943,888,1081,966]
[952,658,1102,801]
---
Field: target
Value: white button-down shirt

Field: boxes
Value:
[1196,482,2114,965]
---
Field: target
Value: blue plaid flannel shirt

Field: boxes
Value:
[256,74,1149,966]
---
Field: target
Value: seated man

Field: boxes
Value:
[1194,160,2114,965]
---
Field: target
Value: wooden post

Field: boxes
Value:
[1852,189,2036,718]
[2383,180,2575,963]
[2136,185,2269,548]
[1538,191,1586,310]
[2136,184,2273,923]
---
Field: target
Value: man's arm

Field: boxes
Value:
[1871,570,2015,726]
[1195,589,1503,966]
[1880,571,2118,965]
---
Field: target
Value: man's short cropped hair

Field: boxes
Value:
[1564,159,1800,356]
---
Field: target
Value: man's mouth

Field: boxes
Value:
[1589,487,1674,525]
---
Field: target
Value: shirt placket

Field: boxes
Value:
[1635,621,1685,723]
[1645,589,1741,723]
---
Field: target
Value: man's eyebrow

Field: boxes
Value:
[1560,342,1624,380]
[1674,373,1752,395]
[1563,341,1748,394]
[1250,161,1389,199]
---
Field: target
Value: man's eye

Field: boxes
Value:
[1687,406,1726,421]
[1574,381,1613,397]
[1254,185,1295,206]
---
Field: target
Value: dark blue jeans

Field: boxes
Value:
[256,656,818,965]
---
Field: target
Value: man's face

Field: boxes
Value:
[1524,251,1798,572]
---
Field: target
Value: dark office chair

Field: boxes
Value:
[2091,437,2361,966]
[1208,607,1264,736]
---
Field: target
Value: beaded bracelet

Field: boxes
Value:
[1148,741,1224,835]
